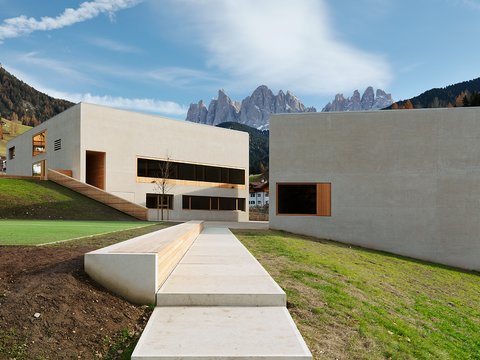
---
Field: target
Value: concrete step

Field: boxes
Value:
[156,227,286,306]
[131,306,312,360]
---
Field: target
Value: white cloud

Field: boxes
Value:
[19,52,92,82]
[49,90,188,116]
[0,0,142,41]
[87,37,141,53]
[173,0,392,95]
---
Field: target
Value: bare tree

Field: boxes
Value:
[153,154,175,221]
[0,119,4,140]
[11,112,19,135]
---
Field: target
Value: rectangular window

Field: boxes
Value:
[8,146,15,160]
[136,158,245,185]
[182,195,246,211]
[145,193,173,209]
[54,139,62,151]
[32,131,46,156]
[32,161,44,177]
[277,183,331,216]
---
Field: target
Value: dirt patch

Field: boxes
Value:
[0,246,151,359]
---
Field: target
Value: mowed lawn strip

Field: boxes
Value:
[0,220,155,245]
[234,229,480,360]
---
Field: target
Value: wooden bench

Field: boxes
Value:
[84,220,203,304]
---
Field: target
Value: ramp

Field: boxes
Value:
[48,169,148,220]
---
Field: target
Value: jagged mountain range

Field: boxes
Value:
[186,85,316,130]
[187,86,393,130]
[322,87,393,112]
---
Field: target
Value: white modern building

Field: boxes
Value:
[269,107,480,271]
[6,103,249,221]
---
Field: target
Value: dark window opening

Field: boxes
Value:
[146,193,173,209]
[277,184,317,215]
[182,195,246,211]
[137,158,245,185]
[8,146,15,160]
[277,183,331,216]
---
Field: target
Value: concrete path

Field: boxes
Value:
[132,307,311,360]
[157,227,285,306]
[132,226,311,360]
[203,220,269,230]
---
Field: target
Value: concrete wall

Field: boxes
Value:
[79,103,249,221]
[6,105,81,177]
[269,108,480,271]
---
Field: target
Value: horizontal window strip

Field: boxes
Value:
[182,195,246,212]
[137,158,245,185]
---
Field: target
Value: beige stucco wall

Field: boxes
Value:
[6,105,81,177]
[269,108,480,270]
[79,103,249,221]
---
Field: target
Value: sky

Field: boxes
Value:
[0,0,479,119]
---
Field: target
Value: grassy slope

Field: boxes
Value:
[234,230,480,360]
[0,118,32,157]
[0,179,136,220]
[0,220,153,245]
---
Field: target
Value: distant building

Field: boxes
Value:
[249,181,269,207]
[6,103,249,221]
[269,107,480,271]
[0,156,6,172]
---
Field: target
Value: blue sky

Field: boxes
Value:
[0,0,479,118]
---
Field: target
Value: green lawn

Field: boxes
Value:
[234,229,480,360]
[0,220,155,245]
[0,179,136,220]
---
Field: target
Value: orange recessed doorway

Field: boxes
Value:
[86,150,105,190]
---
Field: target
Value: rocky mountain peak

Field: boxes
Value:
[186,85,316,130]
[322,87,393,112]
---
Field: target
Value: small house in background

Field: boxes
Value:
[249,180,269,207]
[6,103,249,221]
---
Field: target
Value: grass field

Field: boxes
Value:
[234,229,480,360]
[0,179,136,220]
[0,118,31,157]
[0,220,155,245]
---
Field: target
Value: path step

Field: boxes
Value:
[131,306,311,360]
[156,227,286,306]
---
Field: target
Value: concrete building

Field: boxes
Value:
[269,107,480,271]
[7,103,249,221]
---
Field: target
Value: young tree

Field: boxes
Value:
[11,112,19,135]
[0,119,3,140]
[153,154,175,221]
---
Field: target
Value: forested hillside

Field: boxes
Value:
[387,77,480,109]
[216,122,269,174]
[0,66,74,125]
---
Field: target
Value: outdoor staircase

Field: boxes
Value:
[47,169,148,220]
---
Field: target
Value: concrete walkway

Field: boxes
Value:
[203,220,269,230]
[132,227,311,360]
[157,227,285,306]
